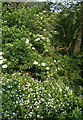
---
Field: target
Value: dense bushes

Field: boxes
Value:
[1,2,83,119]
[2,3,83,82]
[2,72,83,119]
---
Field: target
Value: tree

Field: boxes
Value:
[74,1,83,53]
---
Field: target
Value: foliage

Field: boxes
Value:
[2,72,83,119]
[2,2,83,82]
[1,2,83,119]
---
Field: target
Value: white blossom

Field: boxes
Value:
[13,112,16,115]
[0,60,3,64]
[0,56,3,59]
[37,115,40,118]
[16,101,18,104]
[40,17,43,19]
[59,88,62,92]
[37,106,39,108]
[43,29,46,31]
[35,38,40,41]
[2,64,7,68]
[70,90,73,94]
[18,73,21,75]
[32,47,35,50]
[42,37,45,39]
[41,63,45,66]
[26,39,29,44]
[40,116,43,118]
[58,67,60,70]
[46,67,49,70]
[41,98,44,101]
[54,60,56,62]
[45,49,48,52]
[33,61,38,65]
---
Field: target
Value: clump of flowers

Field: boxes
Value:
[2,72,82,119]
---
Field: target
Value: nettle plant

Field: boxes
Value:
[2,72,82,119]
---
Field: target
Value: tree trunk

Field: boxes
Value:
[74,2,83,53]
[74,29,82,53]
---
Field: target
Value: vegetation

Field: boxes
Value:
[1,1,83,119]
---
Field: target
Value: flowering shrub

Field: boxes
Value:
[2,3,83,83]
[2,2,83,119]
[2,72,82,119]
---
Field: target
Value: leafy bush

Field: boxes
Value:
[2,72,83,119]
[1,2,83,119]
[2,3,83,83]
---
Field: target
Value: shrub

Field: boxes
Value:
[1,2,83,119]
[2,3,83,83]
[2,72,83,119]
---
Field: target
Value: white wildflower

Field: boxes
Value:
[56,83,60,87]
[2,64,7,68]
[40,116,43,118]
[13,112,15,115]
[46,67,49,70]
[54,60,56,62]
[70,90,73,94]
[0,56,3,59]
[41,63,45,66]
[45,49,48,52]
[20,103,23,105]
[58,67,60,70]
[40,17,43,19]
[42,37,45,39]
[28,94,30,97]
[37,115,40,118]
[33,61,38,65]
[43,29,46,31]
[0,60,3,64]
[35,38,40,41]
[16,101,18,104]
[41,98,44,101]
[26,39,29,44]
[59,88,62,92]
[18,73,21,75]
[32,47,35,50]
[37,106,39,108]
[48,94,51,97]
